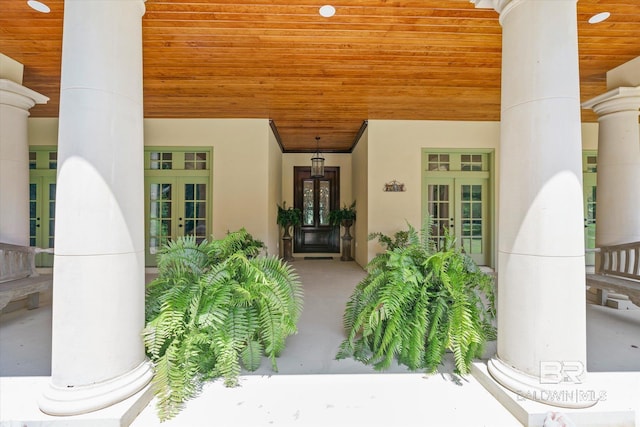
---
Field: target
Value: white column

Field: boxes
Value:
[0,80,48,245]
[472,0,589,407]
[583,87,640,246]
[39,0,152,416]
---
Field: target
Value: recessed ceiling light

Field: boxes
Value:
[588,12,610,24]
[319,5,336,18]
[27,0,50,13]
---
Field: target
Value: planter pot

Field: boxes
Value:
[281,226,295,262]
[340,219,354,261]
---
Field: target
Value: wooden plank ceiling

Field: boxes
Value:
[1,0,639,152]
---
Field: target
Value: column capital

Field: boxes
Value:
[0,79,49,111]
[470,0,514,14]
[582,86,640,117]
[64,0,146,17]
[471,0,577,23]
[469,0,524,25]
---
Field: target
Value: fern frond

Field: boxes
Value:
[399,286,429,370]
[255,255,304,319]
[371,306,404,370]
[241,339,264,371]
[156,236,210,282]
[405,222,420,246]
[419,213,438,254]
[151,337,201,421]
[211,330,242,387]
[342,284,364,331]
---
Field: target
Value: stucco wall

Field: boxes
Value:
[27,118,57,146]
[28,118,277,251]
[581,123,599,150]
[144,118,273,248]
[267,127,283,256]
[366,120,501,264]
[352,127,368,267]
[365,120,601,265]
[27,117,603,266]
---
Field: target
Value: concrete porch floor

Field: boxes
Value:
[1,259,639,426]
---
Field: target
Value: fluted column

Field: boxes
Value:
[0,79,48,245]
[39,0,152,416]
[472,0,590,407]
[582,87,640,247]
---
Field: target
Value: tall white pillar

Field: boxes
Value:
[0,80,48,245]
[472,0,589,407]
[39,0,152,416]
[583,87,640,246]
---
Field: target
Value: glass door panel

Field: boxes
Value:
[29,175,56,267]
[456,179,487,265]
[47,182,56,251]
[148,181,174,260]
[426,179,452,248]
[29,182,37,246]
[319,180,330,226]
[182,181,207,243]
[583,173,597,266]
[303,180,314,226]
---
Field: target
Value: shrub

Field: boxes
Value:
[336,220,495,374]
[143,229,303,420]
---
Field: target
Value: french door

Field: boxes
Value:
[293,166,340,253]
[29,174,56,267]
[145,176,209,266]
[425,177,489,265]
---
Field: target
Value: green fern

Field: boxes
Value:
[143,230,303,421]
[336,218,495,376]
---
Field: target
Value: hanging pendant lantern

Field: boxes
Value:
[310,136,325,178]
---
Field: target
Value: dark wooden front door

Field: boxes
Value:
[293,166,340,253]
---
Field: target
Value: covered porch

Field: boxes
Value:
[1,259,639,426]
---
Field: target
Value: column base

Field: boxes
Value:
[487,357,597,409]
[39,360,153,416]
[472,361,637,427]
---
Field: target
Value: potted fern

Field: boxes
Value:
[336,218,495,375]
[143,229,303,421]
[328,201,356,261]
[277,202,302,261]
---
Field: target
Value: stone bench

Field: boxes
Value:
[586,242,640,307]
[0,242,53,312]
